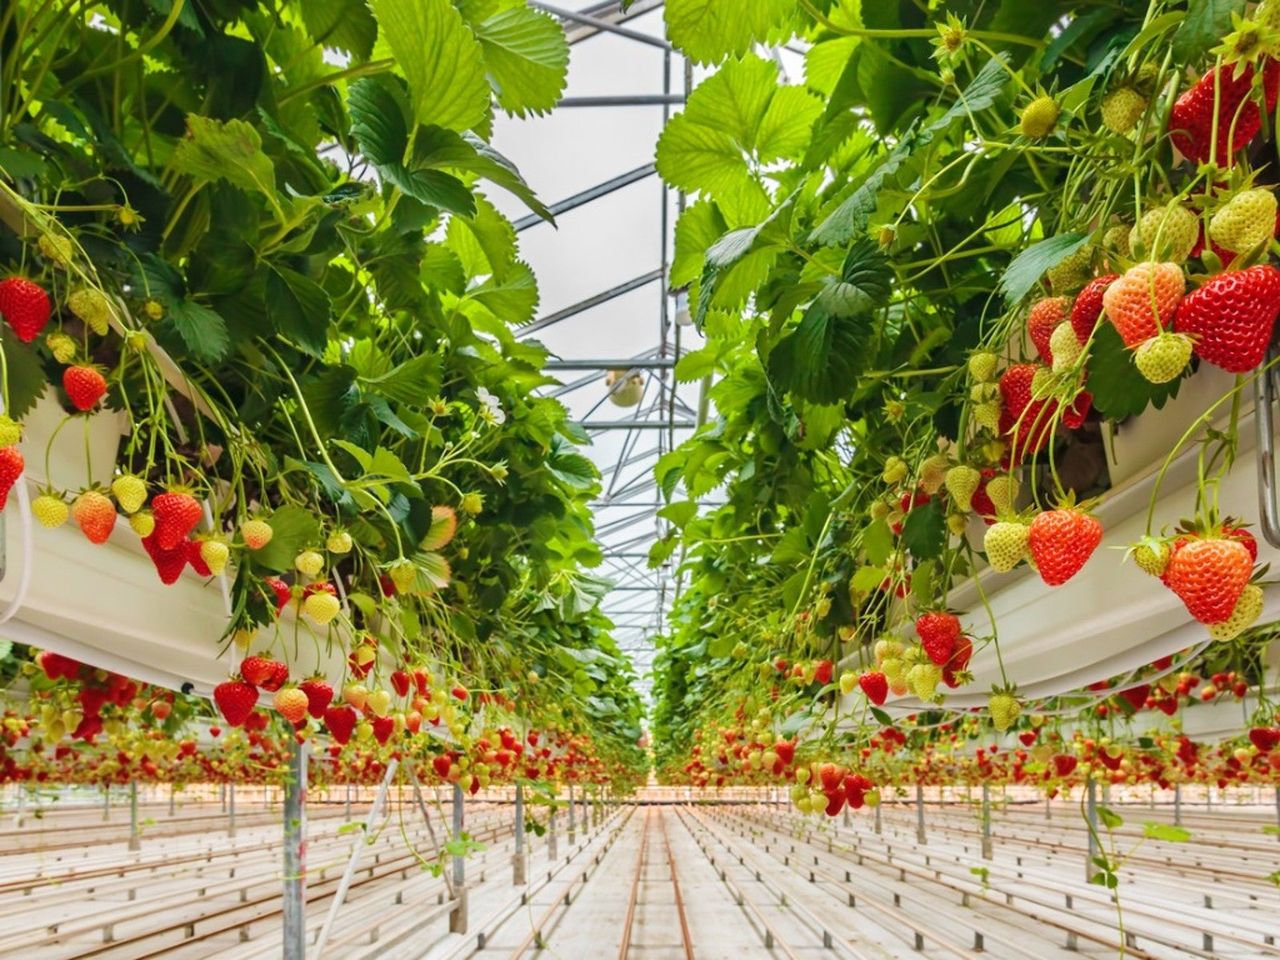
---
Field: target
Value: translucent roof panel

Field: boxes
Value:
[489,2,703,700]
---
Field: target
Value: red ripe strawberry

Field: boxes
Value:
[390,669,411,697]
[299,677,334,718]
[858,671,888,705]
[1061,389,1092,430]
[1070,274,1117,343]
[0,446,23,506]
[451,685,468,701]
[62,365,106,411]
[0,277,51,342]
[813,659,834,686]
[324,704,357,744]
[1027,297,1069,363]
[915,611,961,665]
[372,715,395,745]
[1118,684,1150,712]
[824,791,845,817]
[273,687,309,724]
[185,538,211,576]
[1163,535,1252,624]
[943,635,973,688]
[214,679,258,727]
[1248,727,1279,752]
[1027,506,1103,586]
[151,490,202,550]
[261,660,289,693]
[265,577,293,616]
[1174,264,1280,373]
[141,532,188,584]
[774,739,796,765]
[1169,60,1280,165]
[999,363,1057,457]
[240,655,277,688]
[432,754,453,779]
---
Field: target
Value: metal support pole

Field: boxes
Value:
[1086,778,1099,884]
[981,783,992,860]
[128,781,140,852]
[1206,784,1213,811]
[282,738,309,960]
[874,800,882,835]
[449,782,468,933]
[1275,786,1279,841]
[514,783,527,884]
[345,782,352,819]
[568,783,577,844]
[549,801,559,860]
[915,785,926,844]
[220,783,226,813]
[169,783,176,817]
[1174,783,1182,826]
[103,785,110,822]
[314,760,398,958]
[1046,794,1052,820]
[228,782,236,838]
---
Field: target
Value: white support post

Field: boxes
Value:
[128,781,140,852]
[549,799,559,860]
[514,783,527,884]
[449,782,468,934]
[1174,783,1182,826]
[228,782,236,838]
[915,785,926,844]
[874,799,882,834]
[282,738,309,960]
[345,782,352,819]
[405,766,453,899]
[169,783,176,818]
[981,783,992,860]
[1275,786,1279,842]
[314,759,397,958]
[568,783,577,844]
[103,785,110,822]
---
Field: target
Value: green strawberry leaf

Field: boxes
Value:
[1086,323,1183,419]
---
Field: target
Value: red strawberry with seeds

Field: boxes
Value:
[0,446,23,506]
[1248,727,1279,752]
[999,363,1058,458]
[1070,274,1117,343]
[943,634,973,688]
[1027,505,1102,586]
[214,678,258,727]
[916,611,961,665]
[1163,535,1252,624]
[324,704,357,744]
[151,490,202,550]
[261,660,289,693]
[141,532,188,584]
[63,365,106,411]
[391,669,411,697]
[371,715,395,745]
[1174,265,1280,373]
[814,659,834,686]
[1223,524,1258,562]
[858,671,888,705]
[0,277,51,342]
[299,677,334,718]
[1169,60,1280,165]
[240,655,276,687]
[264,577,292,616]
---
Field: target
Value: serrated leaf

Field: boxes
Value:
[674,347,718,383]
[266,264,331,356]
[416,550,452,589]
[862,519,893,566]
[755,85,824,161]
[384,165,476,216]
[348,76,408,167]
[902,498,946,561]
[1000,233,1090,306]
[299,0,377,60]
[369,0,490,131]
[167,299,231,362]
[0,330,48,420]
[869,706,892,726]
[362,352,442,406]
[171,116,282,217]
[474,7,569,118]
[850,565,887,592]
[1173,0,1245,62]
[664,0,797,65]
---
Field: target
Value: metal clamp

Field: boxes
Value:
[1255,348,1280,547]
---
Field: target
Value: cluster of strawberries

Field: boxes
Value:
[35,651,139,741]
